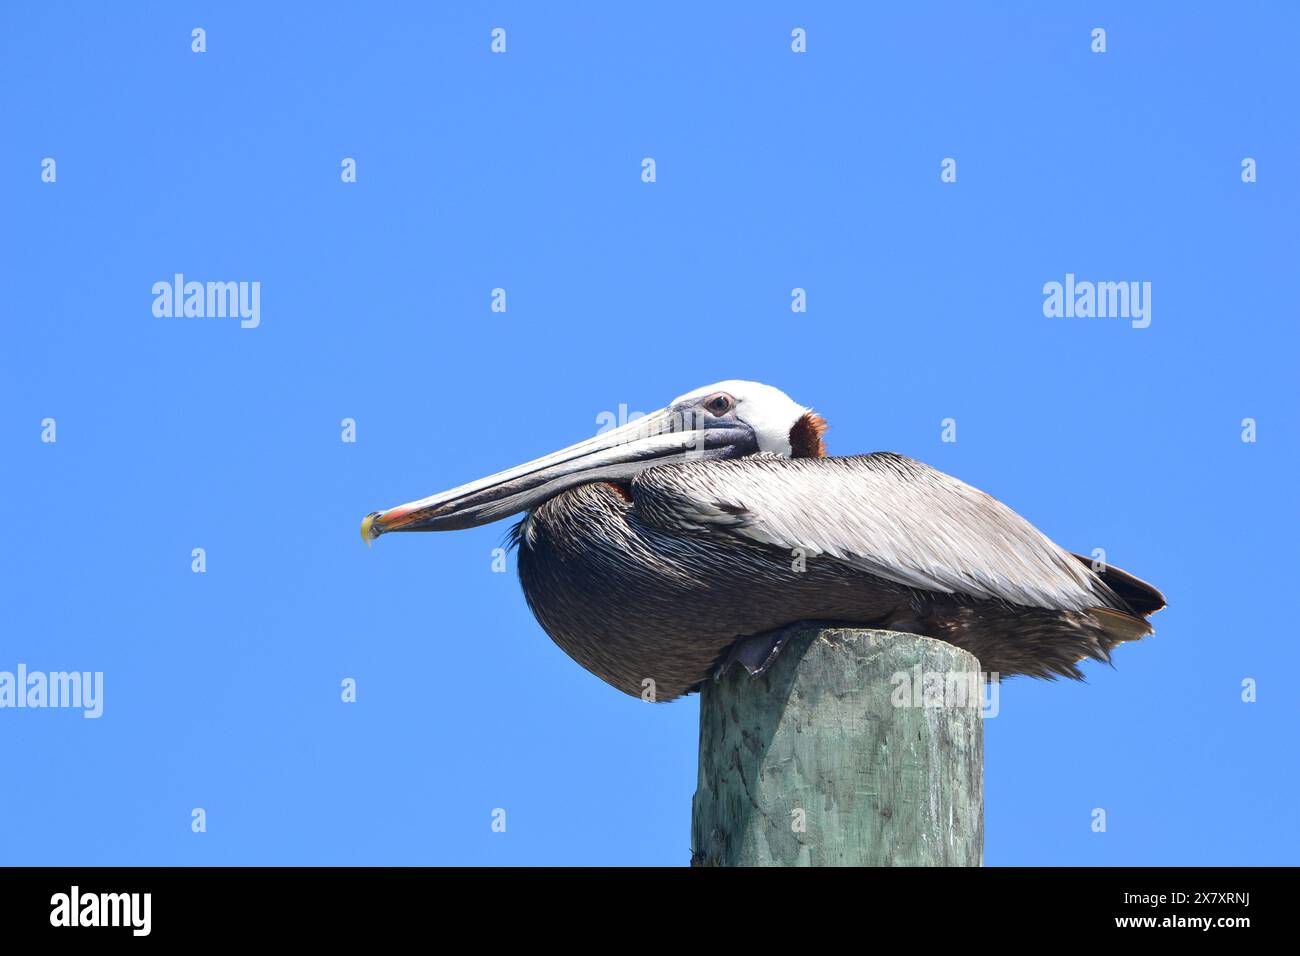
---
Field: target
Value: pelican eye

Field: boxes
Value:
[703,393,734,416]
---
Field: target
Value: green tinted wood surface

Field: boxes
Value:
[691,626,983,866]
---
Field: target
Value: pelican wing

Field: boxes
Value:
[631,452,1119,611]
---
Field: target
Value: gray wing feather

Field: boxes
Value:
[632,453,1118,612]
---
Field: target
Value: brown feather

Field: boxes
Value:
[1072,554,1166,615]
[788,412,828,458]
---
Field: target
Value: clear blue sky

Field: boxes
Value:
[2,2,1296,866]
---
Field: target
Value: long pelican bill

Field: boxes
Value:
[361,405,752,541]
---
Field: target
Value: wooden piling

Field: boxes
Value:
[691,625,983,866]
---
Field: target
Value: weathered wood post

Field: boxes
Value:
[691,625,983,866]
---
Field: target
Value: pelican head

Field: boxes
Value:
[361,380,826,541]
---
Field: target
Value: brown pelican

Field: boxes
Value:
[362,381,1165,701]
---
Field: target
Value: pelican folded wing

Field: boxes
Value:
[631,453,1120,613]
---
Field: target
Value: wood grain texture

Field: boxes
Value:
[691,625,983,866]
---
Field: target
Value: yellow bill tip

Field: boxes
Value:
[360,512,379,547]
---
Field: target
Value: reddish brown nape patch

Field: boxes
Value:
[788,412,828,458]
[601,481,634,502]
